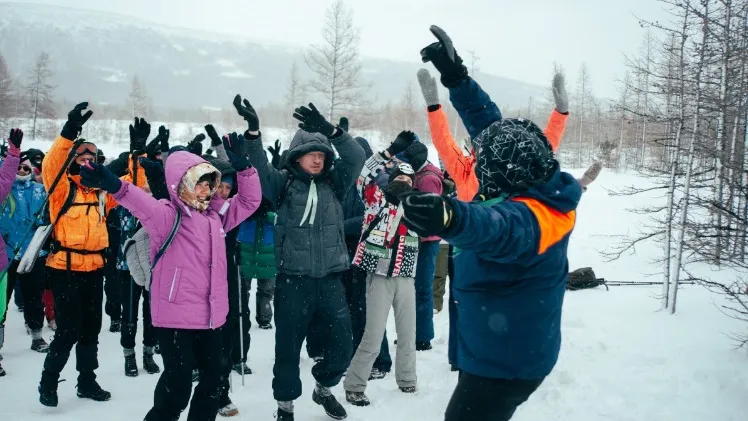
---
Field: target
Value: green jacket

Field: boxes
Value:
[238,211,277,280]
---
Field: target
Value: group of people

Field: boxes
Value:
[0,26,603,421]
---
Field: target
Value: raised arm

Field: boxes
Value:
[545,73,570,152]
[0,130,22,202]
[208,167,262,232]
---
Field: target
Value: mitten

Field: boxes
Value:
[187,134,205,156]
[205,124,223,147]
[579,162,602,189]
[387,131,417,157]
[420,26,468,88]
[417,69,439,107]
[338,117,349,132]
[552,73,569,114]
[7,129,23,157]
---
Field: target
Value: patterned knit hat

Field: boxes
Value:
[472,118,556,196]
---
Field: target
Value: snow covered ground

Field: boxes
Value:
[1,145,747,420]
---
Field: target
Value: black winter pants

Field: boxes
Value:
[2,259,46,331]
[144,327,225,421]
[103,252,121,322]
[227,269,250,365]
[41,268,103,385]
[444,372,544,421]
[119,270,156,349]
[272,273,352,402]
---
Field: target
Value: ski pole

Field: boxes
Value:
[237,254,245,387]
[0,138,85,279]
[606,280,697,286]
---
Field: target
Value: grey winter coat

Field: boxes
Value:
[246,130,365,279]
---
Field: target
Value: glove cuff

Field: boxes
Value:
[427,104,441,113]
[440,66,469,89]
[60,122,80,141]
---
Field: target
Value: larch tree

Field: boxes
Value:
[25,52,56,140]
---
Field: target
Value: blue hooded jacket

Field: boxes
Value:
[0,178,48,260]
[442,168,581,379]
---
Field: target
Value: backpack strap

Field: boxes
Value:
[53,181,78,225]
[151,208,182,273]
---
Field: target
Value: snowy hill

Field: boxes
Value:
[0,2,547,110]
[0,165,746,421]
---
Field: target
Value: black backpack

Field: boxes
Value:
[567,267,608,291]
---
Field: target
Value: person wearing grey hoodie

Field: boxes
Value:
[240,98,365,421]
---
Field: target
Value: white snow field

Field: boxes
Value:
[0,147,747,420]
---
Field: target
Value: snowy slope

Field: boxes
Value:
[0,160,747,420]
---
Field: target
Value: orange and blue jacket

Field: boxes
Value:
[442,166,582,379]
[43,135,145,272]
[430,77,569,202]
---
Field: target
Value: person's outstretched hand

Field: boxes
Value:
[80,161,122,193]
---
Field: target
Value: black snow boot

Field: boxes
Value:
[258,322,273,330]
[0,363,5,377]
[109,319,121,333]
[124,349,138,377]
[31,338,50,353]
[416,341,432,351]
[143,348,160,374]
[76,378,111,402]
[232,362,252,375]
[38,372,62,407]
[400,386,417,393]
[345,391,370,406]
[275,408,294,421]
[312,384,347,420]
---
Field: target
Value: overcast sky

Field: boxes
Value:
[10,0,669,98]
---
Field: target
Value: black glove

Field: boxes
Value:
[80,161,122,193]
[139,158,168,200]
[145,125,168,159]
[8,128,23,149]
[158,126,170,153]
[267,138,281,161]
[61,102,93,140]
[187,133,205,156]
[205,124,222,147]
[387,130,417,157]
[293,103,335,137]
[400,191,454,237]
[420,26,468,88]
[338,117,349,132]
[129,117,151,153]
[233,94,260,132]
[226,149,252,172]
[223,132,246,156]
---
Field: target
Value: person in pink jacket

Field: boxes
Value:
[79,131,262,421]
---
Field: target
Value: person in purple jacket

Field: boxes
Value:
[78,123,262,421]
[0,128,23,379]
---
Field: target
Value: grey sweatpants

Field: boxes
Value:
[344,273,416,392]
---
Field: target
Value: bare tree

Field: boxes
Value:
[129,75,149,117]
[25,52,56,140]
[285,61,305,140]
[305,0,367,121]
[0,52,13,123]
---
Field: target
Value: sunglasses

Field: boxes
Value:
[75,142,98,156]
[18,165,32,173]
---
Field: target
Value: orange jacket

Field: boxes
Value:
[42,135,145,272]
[428,106,568,202]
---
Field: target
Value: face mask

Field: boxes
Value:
[384,180,413,205]
[16,173,33,182]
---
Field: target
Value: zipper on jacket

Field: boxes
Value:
[168,269,178,301]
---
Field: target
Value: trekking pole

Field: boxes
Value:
[0,138,85,279]
[237,257,245,387]
[606,280,697,287]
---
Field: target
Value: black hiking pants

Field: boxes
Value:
[144,327,225,421]
[444,371,544,421]
[2,259,46,331]
[119,270,156,349]
[41,268,103,386]
[272,273,352,402]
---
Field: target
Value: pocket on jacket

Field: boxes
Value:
[165,267,182,303]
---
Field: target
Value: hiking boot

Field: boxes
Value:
[400,386,417,393]
[48,320,57,331]
[219,403,239,417]
[192,369,200,382]
[275,408,294,421]
[416,341,432,351]
[124,353,138,377]
[76,380,111,401]
[232,362,252,375]
[38,376,63,407]
[368,367,387,380]
[312,387,347,420]
[345,391,370,407]
[143,352,160,374]
[258,322,273,330]
[109,320,121,333]
[31,338,50,353]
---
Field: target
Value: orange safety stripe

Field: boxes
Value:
[513,197,576,255]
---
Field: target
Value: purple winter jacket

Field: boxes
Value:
[112,152,262,330]
[0,154,20,273]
